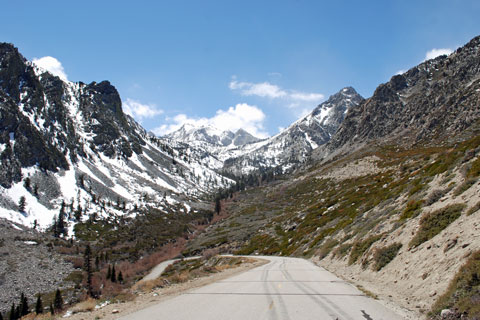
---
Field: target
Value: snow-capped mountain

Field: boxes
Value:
[222,87,364,174]
[167,124,262,148]
[0,43,233,228]
[166,88,363,175]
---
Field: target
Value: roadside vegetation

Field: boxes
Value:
[409,204,466,248]
[430,250,480,319]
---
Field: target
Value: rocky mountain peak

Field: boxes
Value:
[232,128,262,146]
[222,87,364,174]
[316,34,480,160]
[166,124,260,148]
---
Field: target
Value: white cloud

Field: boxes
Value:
[229,78,324,105]
[395,69,407,75]
[425,48,453,61]
[229,80,287,98]
[32,56,68,81]
[153,103,268,138]
[290,92,324,101]
[123,98,163,121]
[268,72,282,78]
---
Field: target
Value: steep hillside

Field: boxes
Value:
[185,35,480,319]
[0,43,233,228]
[316,35,480,160]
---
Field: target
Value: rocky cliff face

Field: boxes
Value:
[320,36,480,158]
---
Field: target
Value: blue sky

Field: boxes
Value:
[2,1,479,138]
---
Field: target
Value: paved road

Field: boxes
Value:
[142,256,200,282]
[120,256,404,320]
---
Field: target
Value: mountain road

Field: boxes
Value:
[119,256,404,320]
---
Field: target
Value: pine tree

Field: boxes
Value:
[111,264,116,282]
[18,196,26,212]
[54,289,63,311]
[52,215,59,237]
[57,204,67,237]
[49,303,54,315]
[35,295,43,314]
[84,244,93,296]
[215,197,221,215]
[8,303,14,320]
[23,177,31,191]
[106,264,111,279]
[74,203,82,221]
[95,255,100,271]
[118,271,123,283]
[33,184,39,197]
[20,292,28,316]
[0,311,3,320]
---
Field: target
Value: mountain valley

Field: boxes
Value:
[1,34,480,319]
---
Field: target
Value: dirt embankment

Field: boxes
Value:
[311,156,480,319]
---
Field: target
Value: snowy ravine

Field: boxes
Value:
[0,43,234,229]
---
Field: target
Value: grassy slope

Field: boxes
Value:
[186,134,480,318]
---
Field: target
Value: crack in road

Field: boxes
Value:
[361,310,374,320]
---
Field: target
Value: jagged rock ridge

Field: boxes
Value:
[319,35,480,158]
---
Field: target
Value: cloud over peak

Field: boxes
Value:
[425,48,453,61]
[229,78,324,104]
[32,56,68,81]
[153,103,268,138]
[123,98,163,121]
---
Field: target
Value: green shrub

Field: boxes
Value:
[332,243,352,259]
[317,239,339,259]
[399,199,424,220]
[431,250,480,318]
[373,243,402,271]
[409,204,466,248]
[348,234,383,265]
[453,178,477,197]
[467,157,480,178]
[425,189,446,206]
[467,201,480,216]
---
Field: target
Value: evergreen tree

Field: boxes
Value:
[8,303,14,320]
[74,203,82,221]
[52,215,59,238]
[111,264,116,282]
[18,196,26,212]
[49,303,54,315]
[57,204,67,237]
[95,255,100,271]
[84,244,93,296]
[14,306,19,320]
[0,311,3,320]
[106,264,111,279]
[215,197,221,215]
[20,292,28,316]
[54,289,63,311]
[23,177,31,191]
[35,295,43,314]
[118,271,124,283]
[33,184,39,197]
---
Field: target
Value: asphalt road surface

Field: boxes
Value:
[120,256,404,320]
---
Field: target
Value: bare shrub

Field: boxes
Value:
[425,189,446,206]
